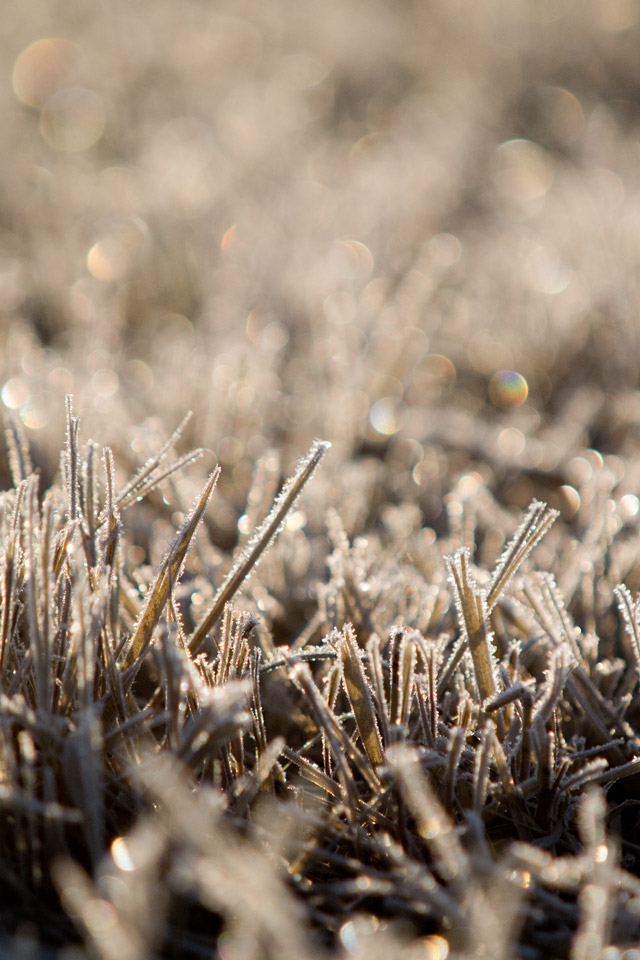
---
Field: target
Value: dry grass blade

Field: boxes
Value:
[472,725,493,813]
[291,662,379,804]
[445,725,466,809]
[487,500,559,613]
[337,623,384,767]
[23,475,52,713]
[586,755,640,787]
[520,571,583,664]
[120,447,206,513]
[446,549,498,703]
[395,631,417,729]
[116,411,196,510]
[64,394,81,523]
[122,467,220,670]
[281,744,342,799]
[80,440,99,568]
[414,638,440,751]
[366,633,391,747]
[4,414,32,486]
[189,439,331,655]
[614,583,640,676]
[176,680,251,768]
[232,736,285,813]
[531,643,573,732]
[99,448,121,573]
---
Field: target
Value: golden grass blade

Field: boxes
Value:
[446,548,498,703]
[122,467,220,670]
[337,623,384,768]
[189,439,330,656]
[366,633,390,747]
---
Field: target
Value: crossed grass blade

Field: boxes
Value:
[115,411,198,511]
[189,439,331,656]
[121,466,220,672]
[487,500,559,614]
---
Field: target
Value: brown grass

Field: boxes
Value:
[3,1,640,957]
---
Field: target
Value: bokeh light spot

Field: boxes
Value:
[87,243,114,282]
[369,397,402,436]
[20,395,52,429]
[111,836,135,872]
[48,367,74,392]
[620,494,640,518]
[40,87,105,152]
[286,510,306,531]
[339,917,379,954]
[13,38,77,108]
[221,224,241,253]
[329,240,374,280]
[497,427,526,457]
[494,139,555,204]
[217,436,244,464]
[125,359,155,391]
[537,86,585,145]
[457,473,482,497]
[567,456,592,486]
[422,934,450,960]
[489,371,529,408]
[1,378,30,410]
[142,116,221,219]
[526,246,571,294]
[560,485,581,517]
[91,369,119,398]
[277,53,329,90]
[85,898,117,935]
[413,354,456,396]
[87,219,148,282]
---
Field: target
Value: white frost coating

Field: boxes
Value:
[241,439,331,560]
[487,499,559,613]
[530,642,573,730]
[116,411,198,510]
[534,571,583,664]
[446,548,500,703]
[189,440,331,655]
[614,584,640,671]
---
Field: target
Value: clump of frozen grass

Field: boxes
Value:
[1,401,640,958]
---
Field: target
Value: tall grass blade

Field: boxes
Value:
[189,439,330,655]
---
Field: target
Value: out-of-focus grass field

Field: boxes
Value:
[4,1,640,958]
[5,0,640,525]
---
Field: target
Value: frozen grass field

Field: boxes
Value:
[3,1,640,957]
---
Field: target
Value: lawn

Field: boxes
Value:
[2,1,640,957]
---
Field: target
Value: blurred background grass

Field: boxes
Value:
[5,4,640,956]
[3,0,640,554]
